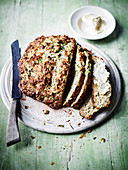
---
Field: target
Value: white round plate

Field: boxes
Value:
[0,42,121,134]
[69,6,116,40]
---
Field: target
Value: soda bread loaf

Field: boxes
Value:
[18,34,111,115]
[18,35,76,109]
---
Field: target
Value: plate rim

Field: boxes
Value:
[69,6,116,40]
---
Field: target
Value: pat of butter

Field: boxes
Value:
[82,14,95,28]
[81,14,105,33]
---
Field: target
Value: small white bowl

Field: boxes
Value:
[69,6,116,40]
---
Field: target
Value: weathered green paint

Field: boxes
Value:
[0,0,128,169]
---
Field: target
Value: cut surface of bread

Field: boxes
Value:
[71,49,92,109]
[92,56,112,109]
[18,35,76,109]
[63,45,86,107]
[79,91,98,119]
[79,56,112,119]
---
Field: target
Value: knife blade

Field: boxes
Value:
[6,40,21,147]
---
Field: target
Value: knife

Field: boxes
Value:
[6,40,21,147]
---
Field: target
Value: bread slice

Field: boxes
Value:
[18,35,76,109]
[79,91,98,119]
[92,56,112,109]
[71,49,92,109]
[63,45,86,107]
[79,56,112,119]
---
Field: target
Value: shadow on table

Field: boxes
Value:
[14,126,34,150]
[87,20,123,44]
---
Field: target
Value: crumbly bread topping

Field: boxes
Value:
[63,45,86,107]
[18,35,76,109]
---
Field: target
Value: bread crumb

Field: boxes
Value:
[79,133,86,138]
[57,125,64,127]
[43,122,46,125]
[101,138,105,142]
[69,124,74,129]
[87,129,92,133]
[51,162,54,165]
[69,111,72,115]
[77,123,81,126]
[30,136,35,139]
[38,146,41,149]
[93,137,97,140]
[21,98,26,101]
[25,105,29,109]
[42,109,49,114]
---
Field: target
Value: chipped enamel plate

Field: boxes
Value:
[0,42,121,134]
[69,6,116,40]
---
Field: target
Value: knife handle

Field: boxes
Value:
[6,99,21,147]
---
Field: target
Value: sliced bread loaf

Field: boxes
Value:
[92,56,112,109]
[79,55,112,119]
[71,49,92,109]
[63,45,86,107]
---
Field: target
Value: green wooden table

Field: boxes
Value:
[0,0,128,169]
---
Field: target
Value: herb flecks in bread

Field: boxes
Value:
[79,56,112,119]
[18,34,112,114]
[63,45,86,107]
[92,56,112,109]
[79,91,98,119]
[71,49,92,109]
[18,35,76,109]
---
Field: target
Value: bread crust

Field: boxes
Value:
[18,35,76,109]
[79,91,98,119]
[79,56,112,119]
[63,45,86,107]
[71,49,92,109]
[18,35,112,112]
